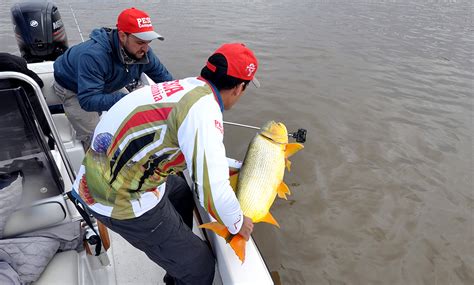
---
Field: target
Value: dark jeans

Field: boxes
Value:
[91,175,215,285]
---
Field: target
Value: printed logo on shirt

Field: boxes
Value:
[137,17,152,28]
[162,80,184,97]
[151,84,163,102]
[151,81,184,102]
[233,216,242,230]
[214,120,224,134]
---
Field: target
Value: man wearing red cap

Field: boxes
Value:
[53,7,172,149]
[70,43,259,284]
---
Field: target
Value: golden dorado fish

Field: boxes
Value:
[200,121,304,262]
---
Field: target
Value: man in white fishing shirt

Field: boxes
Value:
[71,43,260,285]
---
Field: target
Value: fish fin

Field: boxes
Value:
[277,182,290,200]
[285,143,304,158]
[200,222,247,263]
[229,235,247,263]
[199,222,230,239]
[260,212,280,228]
[285,158,292,171]
[229,172,239,192]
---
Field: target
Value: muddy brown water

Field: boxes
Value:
[1,0,472,284]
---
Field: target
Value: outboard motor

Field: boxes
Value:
[11,1,68,63]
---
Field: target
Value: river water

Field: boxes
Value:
[1,0,473,284]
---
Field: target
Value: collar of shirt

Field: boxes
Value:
[198,77,224,112]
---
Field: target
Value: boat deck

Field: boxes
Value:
[106,218,222,285]
[109,230,167,284]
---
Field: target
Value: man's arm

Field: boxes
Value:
[143,49,173,83]
[177,95,244,234]
[76,54,127,112]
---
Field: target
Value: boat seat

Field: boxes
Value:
[27,62,61,106]
[51,114,84,173]
[35,250,79,285]
[2,201,67,239]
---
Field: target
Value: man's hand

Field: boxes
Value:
[238,215,254,241]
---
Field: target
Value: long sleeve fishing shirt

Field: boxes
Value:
[71,77,243,234]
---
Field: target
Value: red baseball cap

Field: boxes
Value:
[116,7,164,41]
[206,43,260,87]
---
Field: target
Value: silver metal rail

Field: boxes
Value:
[0,71,76,183]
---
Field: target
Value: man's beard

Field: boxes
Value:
[124,47,142,61]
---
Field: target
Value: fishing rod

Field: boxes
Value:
[223,121,307,143]
[69,5,85,42]
[66,6,305,145]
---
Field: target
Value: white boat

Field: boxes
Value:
[0,3,274,283]
[0,60,274,285]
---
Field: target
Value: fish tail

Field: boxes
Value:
[229,234,246,263]
[199,222,247,263]
[199,222,230,239]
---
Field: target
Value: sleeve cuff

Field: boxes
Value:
[227,212,243,235]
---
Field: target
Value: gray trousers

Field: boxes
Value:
[91,175,215,285]
[53,81,100,148]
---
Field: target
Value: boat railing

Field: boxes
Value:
[0,71,76,184]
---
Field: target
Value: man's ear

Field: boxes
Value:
[118,31,127,45]
[234,83,245,96]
